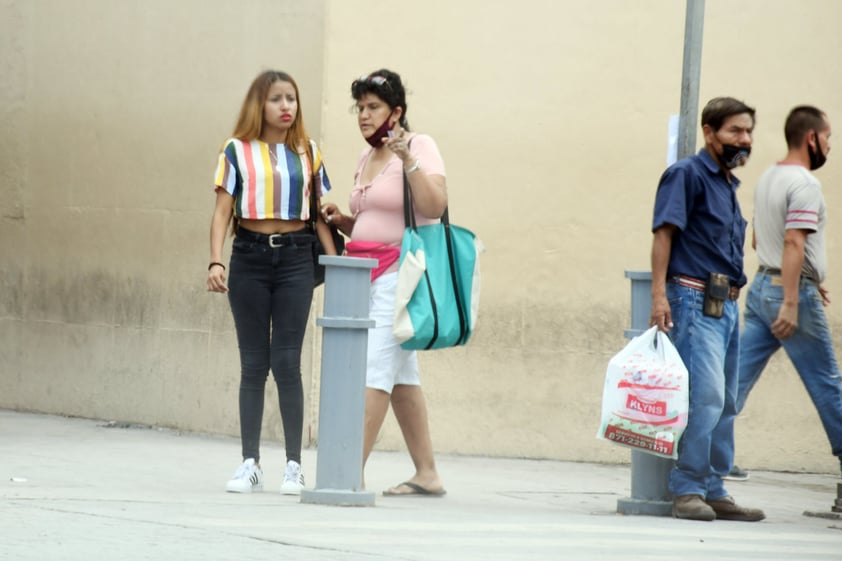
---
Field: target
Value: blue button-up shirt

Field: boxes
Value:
[652,148,747,287]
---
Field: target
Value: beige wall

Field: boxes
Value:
[2,0,841,474]
[0,0,330,442]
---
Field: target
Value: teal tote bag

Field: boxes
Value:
[392,171,481,350]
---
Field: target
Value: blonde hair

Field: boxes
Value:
[231,70,310,154]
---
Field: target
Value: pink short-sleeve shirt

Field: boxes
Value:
[349,133,446,248]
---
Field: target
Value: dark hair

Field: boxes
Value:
[784,105,827,148]
[701,97,756,131]
[351,69,410,131]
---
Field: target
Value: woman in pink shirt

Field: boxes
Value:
[322,69,448,496]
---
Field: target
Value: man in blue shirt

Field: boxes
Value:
[650,97,765,522]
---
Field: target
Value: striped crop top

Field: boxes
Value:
[213,138,332,220]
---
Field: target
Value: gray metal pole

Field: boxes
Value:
[616,271,673,516]
[803,482,842,519]
[301,255,377,507]
[616,0,705,517]
[677,0,705,160]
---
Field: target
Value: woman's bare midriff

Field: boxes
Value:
[238,218,308,235]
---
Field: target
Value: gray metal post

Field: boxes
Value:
[677,0,705,160]
[616,271,674,516]
[803,482,842,520]
[615,0,706,519]
[836,484,842,513]
[301,255,377,507]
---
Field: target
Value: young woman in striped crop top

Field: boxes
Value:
[206,70,338,495]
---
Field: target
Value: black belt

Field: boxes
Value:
[757,266,782,275]
[757,266,816,282]
[236,227,313,248]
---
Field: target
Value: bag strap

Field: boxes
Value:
[306,140,318,233]
[402,139,452,229]
[443,218,469,345]
[402,140,416,230]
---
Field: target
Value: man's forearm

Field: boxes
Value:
[781,231,807,304]
[651,227,674,298]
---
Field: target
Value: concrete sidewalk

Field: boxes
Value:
[1,409,840,560]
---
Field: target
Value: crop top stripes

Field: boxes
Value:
[214,138,331,220]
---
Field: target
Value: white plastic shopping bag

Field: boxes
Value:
[596,326,689,459]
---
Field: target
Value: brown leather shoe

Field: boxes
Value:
[673,494,716,521]
[706,496,766,522]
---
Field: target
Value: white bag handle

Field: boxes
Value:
[634,325,664,358]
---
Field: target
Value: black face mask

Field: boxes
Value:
[808,130,827,171]
[719,144,751,169]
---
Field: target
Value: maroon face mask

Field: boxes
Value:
[364,111,394,148]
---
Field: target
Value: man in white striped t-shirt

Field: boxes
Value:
[733,106,842,481]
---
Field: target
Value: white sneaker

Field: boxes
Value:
[280,460,304,495]
[225,458,264,493]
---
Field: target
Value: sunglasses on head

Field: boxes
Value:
[354,75,390,89]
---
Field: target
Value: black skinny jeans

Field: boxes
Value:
[227,228,314,465]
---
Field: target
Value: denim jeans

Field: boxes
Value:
[738,273,842,469]
[666,283,740,499]
[227,228,314,464]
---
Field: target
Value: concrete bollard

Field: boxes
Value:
[300,255,377,507]
[616,270,675,516]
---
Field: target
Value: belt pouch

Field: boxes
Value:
[703,272,729,318]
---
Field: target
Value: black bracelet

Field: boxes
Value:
[208,262,226,271]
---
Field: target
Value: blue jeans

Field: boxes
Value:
[227,228,315,464]
[738,273,842,469]
[666,283,740,499]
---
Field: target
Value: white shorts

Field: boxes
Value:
[366,272,420,393]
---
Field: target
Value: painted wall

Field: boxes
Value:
[0,0,330,446]
[1,0,840,474]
